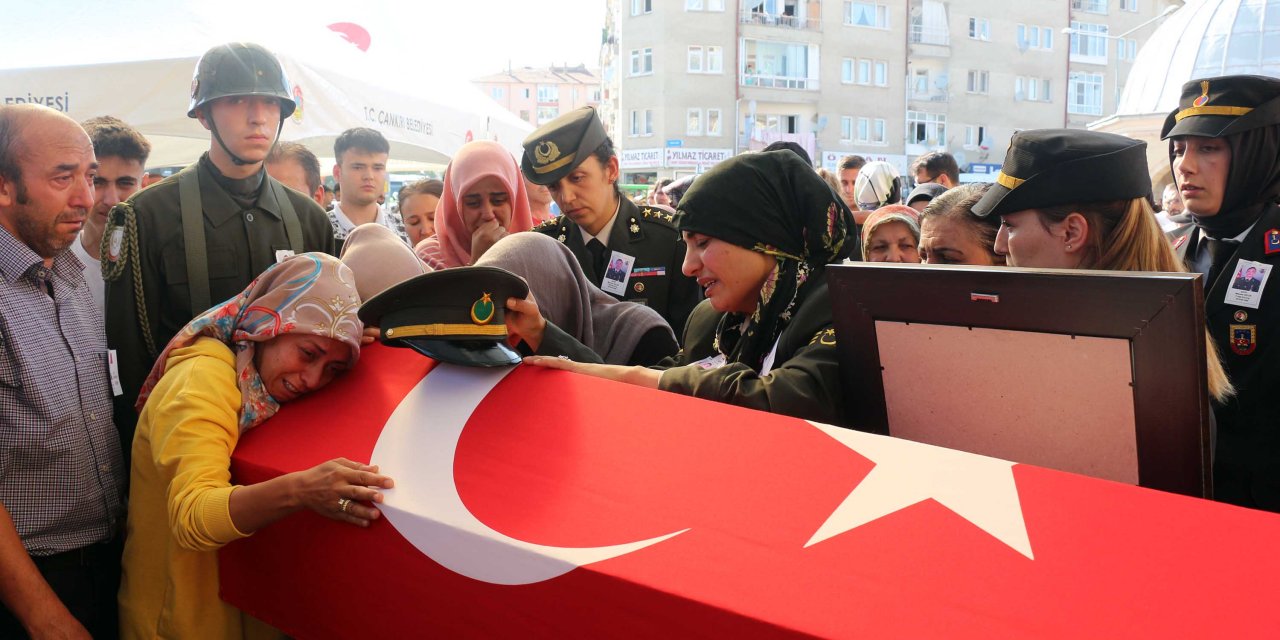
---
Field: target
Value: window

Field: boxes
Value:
[1072,0,1108,14]
[1117,37,1138,61]
[536,106,559,124]
[591,89,601,102]
[631,0,652,15]
[536,84,559,103]
[841,116,854,142]
[629,109,654,135]
[707,46,723,72]
[872,118,887,144]
[709,0,725,9]
[1015,76,1051,102]
[490,87,504,100]
[1069,21,1109,63]
[856,117,870,143]
[686,0,703,8]
[688,46,704,73]
[687,0,725,9]
[874,60,888,86]
[630,48,653,76]
[964,125,987,148]
[1068,72,1104,115]
[842,58,855,84]
[845,2,888,28]
[907,110,946,145]
[687,108,703,135]
[968,17,990,40]
[966,70,989,94]
[1017,24,1054,50]
[741,39,820,89]
[523,88,531,99]
[707,109,723,135]
[858,59,871,85]
[519,110,531,122]
[1120,0,1137,11]
[913,69,929,95]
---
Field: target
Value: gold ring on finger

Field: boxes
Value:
[338,498,352,513]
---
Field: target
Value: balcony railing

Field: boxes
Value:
[740,11,821,31]
[741,73,819,90]
[909,90,949,103]
[740,131,816,158]
[1071,0,1108,14]
[909,24,950,46]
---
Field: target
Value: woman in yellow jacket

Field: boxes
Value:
[119,253,393,639]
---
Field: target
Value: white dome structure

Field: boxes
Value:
[1118,0,1280,116]
[1094,0,1280,189]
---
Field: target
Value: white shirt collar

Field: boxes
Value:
[332,201,384,233]
[581,199,622,246]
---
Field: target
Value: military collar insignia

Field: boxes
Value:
[470,292,496,325]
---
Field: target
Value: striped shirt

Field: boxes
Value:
[0,226,124,555]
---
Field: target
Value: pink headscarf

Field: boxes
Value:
[417,141,534,269]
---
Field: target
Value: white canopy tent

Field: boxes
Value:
[0,3,533,169]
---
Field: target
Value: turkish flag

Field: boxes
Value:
[222,344,1280,638]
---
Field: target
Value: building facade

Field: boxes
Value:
[604,0,1180,185]
[473,65,602,128]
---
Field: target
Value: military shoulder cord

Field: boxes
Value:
[101,207,159,358]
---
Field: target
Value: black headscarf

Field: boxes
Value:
[676,150,856,370]
[1170,124,1280,238]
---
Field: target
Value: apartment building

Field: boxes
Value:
[602,0,1179,184]
[473,65,602,128]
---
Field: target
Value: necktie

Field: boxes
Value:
[586,238,608,280]
[1205,237,1239,289]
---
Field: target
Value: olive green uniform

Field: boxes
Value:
[532,198,702,334]
[103,157,336,450]
[655,278,844,428]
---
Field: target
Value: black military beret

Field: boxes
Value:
[971,129,1150,218]
[1161,75,1280,140]
[358,266,529,367]
[520,107,609,186]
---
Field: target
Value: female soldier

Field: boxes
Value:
[1162,75,1280,510]
[918,183,1005,266]
[120,254,393,639]
[970,129,1232,404]
[515,150,857,427]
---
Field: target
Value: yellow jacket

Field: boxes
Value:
[119,337,280,639]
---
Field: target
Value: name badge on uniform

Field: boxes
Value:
[275,249,296,264]
[600,251,636,297]
[107,349,123,397]
[1224,258,1271,310]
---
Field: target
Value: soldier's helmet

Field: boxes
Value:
[186,42,296,119]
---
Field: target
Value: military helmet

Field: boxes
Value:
[187,42,296,119]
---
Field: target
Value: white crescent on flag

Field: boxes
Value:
[370,364,689,585]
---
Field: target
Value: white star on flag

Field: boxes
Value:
[804,421,1034,559]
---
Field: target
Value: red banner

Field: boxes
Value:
[222,344,1280,637]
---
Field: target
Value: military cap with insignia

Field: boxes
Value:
[971,129,1150,218]
[1161,75,1280,140]
[521,106,608,185]
[358,266,529,367]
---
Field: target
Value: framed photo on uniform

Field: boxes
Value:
[828,263,1212,498]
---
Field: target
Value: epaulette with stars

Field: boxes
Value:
[532,217,569,243]
[640,206,678,229]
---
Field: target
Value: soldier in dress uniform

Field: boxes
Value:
[102,43,336,455]
[1163,74,1280,511]
[520,107,701,335]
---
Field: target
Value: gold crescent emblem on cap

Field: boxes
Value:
[534,141,561,165]
[1193,80,1210,107]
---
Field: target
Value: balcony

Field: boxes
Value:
[909,23,950,46]
[741,73,819,90]
[740,11,821,31]
[909,90,949,103]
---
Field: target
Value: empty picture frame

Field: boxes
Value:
[828,263,1212,498]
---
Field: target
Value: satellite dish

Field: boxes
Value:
[1017,39,1029,53]
[954,152,968,168]
[935,73,949,89]
[816,115,829,131]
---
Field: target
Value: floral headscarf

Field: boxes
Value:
[676,150,856,370]
[135,253,363,431]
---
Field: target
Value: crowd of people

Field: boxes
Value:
[1,39,1278,638]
